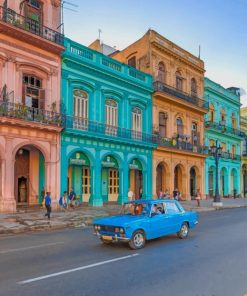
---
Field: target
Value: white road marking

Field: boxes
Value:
[0,242,64,254]
[18,253,140,284]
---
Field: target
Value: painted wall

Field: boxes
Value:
[61,38,154,206]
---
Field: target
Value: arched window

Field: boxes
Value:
[176,117,183,135]
[23,74,43,109]
[209,104,215,122]
[231,113,236,129]
[105,99,118,135]
[191,78,197,96]
[159,112,167,137]
[24,0,43,34]
[157,62,166,83]
[175,71,183,91]
[74,90,88,118]
[220,109,226,124]
[192,122,198,145]
[132,107,142,139]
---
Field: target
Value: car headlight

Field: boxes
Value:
[115,227,120,232]
[119,227,124,233]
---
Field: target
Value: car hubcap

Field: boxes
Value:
[134,233,144,247]
[181,225,188,236]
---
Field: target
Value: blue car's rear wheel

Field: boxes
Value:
[177,222,189,239]
[129,230,146,249]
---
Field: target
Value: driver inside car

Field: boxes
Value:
[151,204,162,215]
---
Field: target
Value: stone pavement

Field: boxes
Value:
[0,198,246,236]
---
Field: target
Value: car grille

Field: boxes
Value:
[100,225,115,232]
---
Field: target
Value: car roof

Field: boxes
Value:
[124,199,177,204]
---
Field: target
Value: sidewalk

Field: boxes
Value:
[0,198,246,235]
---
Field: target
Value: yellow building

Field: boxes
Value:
[113,30,208,200]
[240,107,247,197]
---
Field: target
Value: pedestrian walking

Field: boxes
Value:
[233,188,237,199]
[158,189,163,199]
[173,188,179,200]
[195,189,201,207]
[44,192,52,219]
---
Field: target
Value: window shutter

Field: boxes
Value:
[39,89,45,109]
[22,84,26,105]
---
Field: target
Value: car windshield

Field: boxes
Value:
[121,202,150,216]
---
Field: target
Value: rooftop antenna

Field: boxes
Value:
[59,1,78,35]
[198,45,201,59]
[98,29,102,42]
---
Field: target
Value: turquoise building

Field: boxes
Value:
[61,38,154,206]
[204,78,242,197]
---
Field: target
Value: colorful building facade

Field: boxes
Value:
[112,30,208,200]
[61,38,154,206]
[204,78,242,197]
[240,107,247,196]
[0,0,64,212]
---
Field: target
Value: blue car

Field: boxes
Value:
[93,199,198,249]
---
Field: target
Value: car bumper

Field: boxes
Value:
[94,232,130,242]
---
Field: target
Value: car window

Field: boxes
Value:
[165,202,181,214]
[121,203,149,216]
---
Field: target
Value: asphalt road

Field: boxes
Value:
[0,208,246,296]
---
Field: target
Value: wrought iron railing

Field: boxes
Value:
[0,100,64,127]
[205,121,245,137]
[208,150,241,161]
[153,133,206,154]
[0,6,64,46]
[153,81,209,110]
[65,116,156,144]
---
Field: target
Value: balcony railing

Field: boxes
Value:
[0,101,63,127]
[153,133,206,154]
[205,121,245,138]
[65,116,155,144]
[208,150,241,161]
[0,6,64,46]
[153,81,209,110]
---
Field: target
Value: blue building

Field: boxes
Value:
[61,38,154,206]
[204,78,242,197]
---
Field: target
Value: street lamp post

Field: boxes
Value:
[210,140,223,206]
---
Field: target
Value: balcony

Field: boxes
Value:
[0,100,64,128]
[0,5,64,48]
[65,116,156,146]
[205,121,245,138]
[153,81,209,110]
[153,132,206,154]
[208,150,240,161]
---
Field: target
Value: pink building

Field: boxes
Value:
[0,0,64,212]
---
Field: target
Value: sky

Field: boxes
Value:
[63,0,247,105]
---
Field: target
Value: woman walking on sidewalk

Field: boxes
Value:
[44,192,52,219]
[195,189,201,207]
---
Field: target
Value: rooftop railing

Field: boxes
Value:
[0,6,64,46]
[65,39,153,87]
[153,81,209,110]
[0,100,63,127]
[65,116,155,145]
[205,121,245,138]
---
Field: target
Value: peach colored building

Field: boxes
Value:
[0,0,64,212]
[113,30,208,200]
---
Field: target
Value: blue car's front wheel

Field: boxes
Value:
[177,222,189,239]
[129,230,146,250]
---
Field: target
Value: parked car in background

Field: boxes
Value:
[93,199,198,249]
